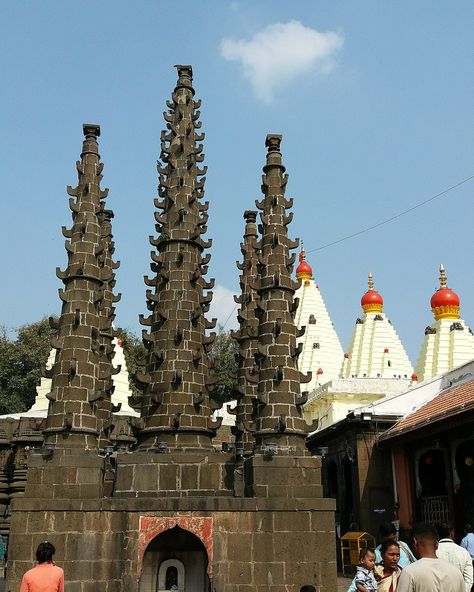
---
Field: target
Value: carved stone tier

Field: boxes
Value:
[137,66,218,451]
[232,211,259,457]
[44,124,113,450]
[252,135,311,455]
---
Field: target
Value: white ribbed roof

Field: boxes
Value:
[342,311,413,379]
[27,337,139,418]
[415,318,474,381]
[294,276,344,391]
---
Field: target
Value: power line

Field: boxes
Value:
[306,174,474,254]
[220,173,474,330]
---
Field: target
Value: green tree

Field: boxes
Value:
[209,326,239,404]
[0,317,57,414]
[118,328,147,402]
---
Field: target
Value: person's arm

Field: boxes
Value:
[355,584,368,592]
[397,570,414,592]
[20,574,29,592]
[58,569,65,592]
[461,537,468,550]
[463,553,473,592]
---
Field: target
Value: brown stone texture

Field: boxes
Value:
[7,496,336,592]
[232,211,260,457]
[252,135,309,454]
[136,65,219,452]
[44,124,114,450]
[5,67,336,592]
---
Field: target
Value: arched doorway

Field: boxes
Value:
[417,449,449,523]
[140,526,209,592]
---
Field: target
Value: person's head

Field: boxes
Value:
[36,541,55,564]
[412,523,438,558]
[464,523,473,534]
[436,522,454,540]
[300,587,316,592]
[380,539,400,571]
[379,521,397,542]
[359,547,376,571]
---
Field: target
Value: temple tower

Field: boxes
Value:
[341,273,413,379]
[415,265,474,381]
[231,210,260,457]
[136,65,219,451]
[43,124,116,450]
[250,134,311,456]
[293,248,345,390]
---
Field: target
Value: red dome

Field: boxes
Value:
[296,249,313,280]
[361,273,383,313]
[430,287,460,309]
[361,290,383,308]
[430,265,460,320]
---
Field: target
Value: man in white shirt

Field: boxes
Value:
[436,522,473,592]
[398,523,464,592]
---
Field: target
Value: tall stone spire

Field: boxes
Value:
[231,210,260,456]
[252,135,311,455]
[95,206,122,448]
[44,124,112,450]
[136,65,219,451]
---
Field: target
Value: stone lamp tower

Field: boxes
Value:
[6,67,336,592]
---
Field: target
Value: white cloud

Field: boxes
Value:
[208,285,239,331]
[220,20,344,103]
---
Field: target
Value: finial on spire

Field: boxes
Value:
[439,264,447,288]
[296,247,312,281]
[368,272,374,291]
[175,65,194,92]
[83,124,100,139]
[265,134,282,152]
[431,264,460,320]
[361,272,383,313]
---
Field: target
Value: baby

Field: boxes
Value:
[355,547,377,592]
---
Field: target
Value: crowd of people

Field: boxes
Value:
[348,521,474,592]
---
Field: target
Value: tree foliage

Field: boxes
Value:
[0,317,57,414]
[118,328,147,400]
[0,318,238,414]
[209,327,239,404]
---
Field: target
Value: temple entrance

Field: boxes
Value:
[140,526,209,592]
[417,449,449,523]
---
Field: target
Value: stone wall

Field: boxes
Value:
[7,496,336,592]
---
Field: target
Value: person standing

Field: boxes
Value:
[398,522,464,592]
[375,522,416,568]
[20,541,64,592]
[436,522,473,592]
[461,524,474,560]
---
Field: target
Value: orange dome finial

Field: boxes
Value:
[430,264,460,320]
[361,272,383,313]
[296,247,313,281]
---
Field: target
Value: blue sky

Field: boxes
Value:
[0,1,472,364]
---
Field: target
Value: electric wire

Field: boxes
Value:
[221,173,474,329]
[306,174,474,254]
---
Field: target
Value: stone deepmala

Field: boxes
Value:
[250,134,313,456]
[135,65,221,452]
[44,124,118,451]
[95,205,122,450]
[231,210,260,459]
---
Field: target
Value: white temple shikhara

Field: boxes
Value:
[415,265,474,381]
[294,249,344,391]
[294,250,474,432]
[341,273,413,380]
